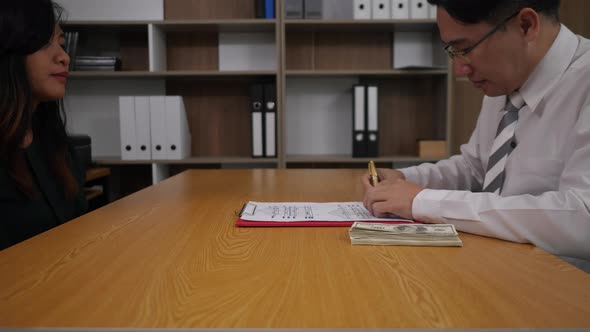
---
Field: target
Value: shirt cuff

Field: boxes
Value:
[399,167,421,184]
[412,189,453,224]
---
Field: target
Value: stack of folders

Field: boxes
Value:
[255,0,275,18]
[119,96,191,161]
[251,83,277,158]
[285,0,435,20]
[75,56,121,71]
[353,0,436,20]
[352,85,379,158]
[284,0,323,19]
[349,222,463,246]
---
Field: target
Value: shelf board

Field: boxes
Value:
[155,19,277,32]
[63,19,277,32]
[71,70,447,79]
[64,20,154,25]
[69,70,276,79]
[156,70,276,77]
[94,157,279,165]
[285,19,437,32]
[286,69,448,77]
[64,19,276,25]
[62,21,148,32]
[285,155,442,164]
[286,19,436,24]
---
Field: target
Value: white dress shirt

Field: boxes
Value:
[400,25,590,272]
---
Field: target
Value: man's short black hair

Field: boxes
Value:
[427,0,561,25]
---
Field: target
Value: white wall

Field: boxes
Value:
[285,77,358,156]
[56,0,164,21]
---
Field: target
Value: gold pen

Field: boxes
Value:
[368,160,379,186]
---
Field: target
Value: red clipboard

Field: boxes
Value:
[235,218,416,227]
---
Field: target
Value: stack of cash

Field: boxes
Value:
[349,222,463,247]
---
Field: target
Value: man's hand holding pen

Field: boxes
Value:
[361,165,405,188]
[361,164,424,220]
[368,160,380,186]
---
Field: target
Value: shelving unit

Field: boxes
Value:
[70,70,276,79]
[285,155,439,163]
[280,11,451,168]
[94,157,279,165]
[62,0,451,198]
[61,0,589,200]
[285,69,448,76]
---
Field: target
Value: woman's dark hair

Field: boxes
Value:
[0,0,78,199]
[427,0,561,25]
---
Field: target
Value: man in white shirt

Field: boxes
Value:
[362,0,590,272]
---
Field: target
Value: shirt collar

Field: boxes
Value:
[516,24,579,113]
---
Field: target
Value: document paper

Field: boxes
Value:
[240,201,413,223]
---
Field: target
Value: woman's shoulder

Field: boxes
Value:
[0,160,8,181]
[0,161,19,198]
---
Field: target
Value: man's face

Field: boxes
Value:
[437,8,529,96]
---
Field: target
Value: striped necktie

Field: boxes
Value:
[482,92,525,194]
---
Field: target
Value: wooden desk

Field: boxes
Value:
[0,170,589,329]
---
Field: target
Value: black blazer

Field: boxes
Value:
[0,139,88,250]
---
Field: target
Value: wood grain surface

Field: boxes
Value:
[0,170,589,328]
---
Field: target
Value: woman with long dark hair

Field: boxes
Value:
[0,0,87,250]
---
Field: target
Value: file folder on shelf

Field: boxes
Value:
[353,0,371,19]
[304,0,323,19]
[391,0,409,19]
[134,96,152,160]
[353,85,367,158]
[410,0,429,19]
[323,0,354,19]
[149,96,167,160]
[367,85,379,158]
[164,96,191,160]
[251,84,265,158]
[255,0,266,18]
[119,96,137,160]
[264,83,277,158]
[372,0,390,19]
[265,0,275,18]
[285,0,303,18]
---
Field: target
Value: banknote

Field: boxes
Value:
[349,222,463,247]
[350,222,458,235]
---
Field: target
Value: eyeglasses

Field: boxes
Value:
[444,11,520,63]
